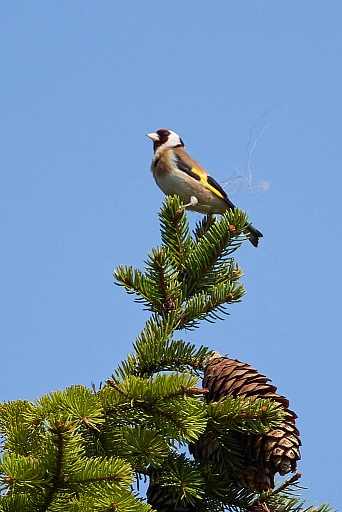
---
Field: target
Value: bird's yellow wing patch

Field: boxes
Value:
[191,166,226,200]
[174,153,227,201]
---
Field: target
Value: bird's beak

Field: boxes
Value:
[146,132,159,142]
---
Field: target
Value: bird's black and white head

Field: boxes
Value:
[146,129,184,153]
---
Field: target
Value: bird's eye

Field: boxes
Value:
[157,129,170,138]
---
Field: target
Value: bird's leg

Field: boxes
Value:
[193,213,217,241]
[203,213,216,232]
[183,196,199,209]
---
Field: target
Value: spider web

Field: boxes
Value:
[221,101,289,201]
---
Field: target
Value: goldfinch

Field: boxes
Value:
[146,129,263,247]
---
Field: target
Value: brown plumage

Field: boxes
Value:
[147,129,263,247]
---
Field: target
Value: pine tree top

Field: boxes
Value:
[0,197,335,512]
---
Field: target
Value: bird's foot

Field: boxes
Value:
[184,196,199,209]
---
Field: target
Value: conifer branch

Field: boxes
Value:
[106,379,207,400]
[159,196,194,272]
[206,396,285,435]
[113,197,247,329]
[247,473,335,512]
[0,197,335,512]
[40,421,71,509]
[106,380,132,398]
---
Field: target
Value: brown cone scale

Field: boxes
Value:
[147,476,197,512]
[191,355,301,492]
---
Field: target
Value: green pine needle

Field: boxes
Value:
[113,196,248,330]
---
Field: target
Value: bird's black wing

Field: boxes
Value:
[174,153,235,209]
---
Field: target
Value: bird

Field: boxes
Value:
[146,129,263,247]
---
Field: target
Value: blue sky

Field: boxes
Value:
[1,1,341,508]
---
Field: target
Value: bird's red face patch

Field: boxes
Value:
[157,128,170,146]
[154,129,170,150]
[148,128,183,153]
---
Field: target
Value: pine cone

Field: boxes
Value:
[147,476,197,512]
[191,354,301,492]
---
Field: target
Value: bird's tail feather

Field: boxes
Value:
[244,224,263,247]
